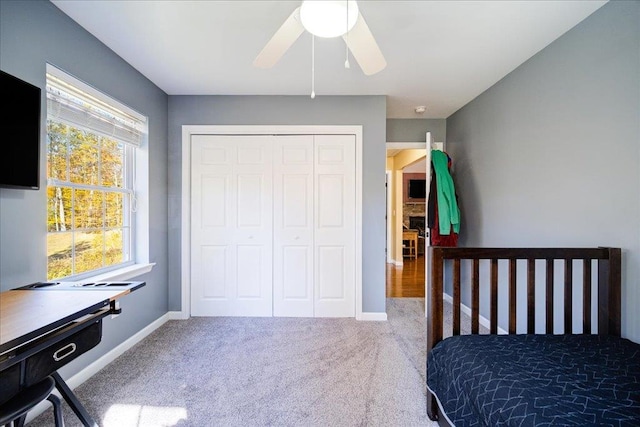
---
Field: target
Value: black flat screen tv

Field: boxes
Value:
[0,69,41,190]
[408,179,426,199]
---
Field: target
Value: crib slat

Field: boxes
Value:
[490,259,498,334]
[546,259,554,334]
[453,259,461,336]
[527,259,535,334]
[564,259,573,334]
[583,260,592,334]
[472,259,479,334]
[598,248,621,336]
[509,259,516,334]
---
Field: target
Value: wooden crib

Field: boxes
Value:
[425,247,639,426]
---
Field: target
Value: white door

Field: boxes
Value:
[314,135,356,317]
[273,135,315,317]
[190,135,273,316]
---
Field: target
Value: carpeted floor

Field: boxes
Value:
[29,298,472,427]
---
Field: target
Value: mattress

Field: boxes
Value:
[426,334,640,426]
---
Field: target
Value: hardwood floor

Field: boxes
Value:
[386,255,426,298]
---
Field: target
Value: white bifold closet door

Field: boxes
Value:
[191,133,355,318]
[272,135,355,317]
[190,135,274,316]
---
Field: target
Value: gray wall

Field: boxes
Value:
[387,119,446,143]
[0,0,169,375]
[446,1,640,342]
[168,95,388,313]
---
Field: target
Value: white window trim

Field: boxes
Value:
[82,262,156,283]
[46,64,153,282]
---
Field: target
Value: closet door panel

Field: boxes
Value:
[237,174,264,227]
[233,137,273,314]
[314,135,356,317]
[317,174,345,227]
[236,245,263,298]
[191,135,273,316]
[273,136,314,317]
[191,136,234,315]
[317,246,346,299]
[199,245,227,299]
[282,246,311,298]
[200,175,228,227]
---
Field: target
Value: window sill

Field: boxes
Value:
[84,263,156,283]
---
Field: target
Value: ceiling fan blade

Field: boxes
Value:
[343,13,387,76]
[253,7,304,69]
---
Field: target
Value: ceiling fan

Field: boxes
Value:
[253,0,386,76]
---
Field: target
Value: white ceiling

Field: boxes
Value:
[402,158,427,173]
[50,0,607,119]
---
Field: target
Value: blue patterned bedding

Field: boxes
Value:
[426,334,640,426]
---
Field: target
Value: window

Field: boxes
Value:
[46,66,147,281]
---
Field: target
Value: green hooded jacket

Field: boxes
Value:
[431,150,460,234]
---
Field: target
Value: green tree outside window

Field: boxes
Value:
[46,121,131,280]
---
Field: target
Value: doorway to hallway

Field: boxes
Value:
[385,134,444,320]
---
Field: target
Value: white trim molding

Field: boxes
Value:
[85,263,155,283]
[181,125,364,320]
[360,312,388,321]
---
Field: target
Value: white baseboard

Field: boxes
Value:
[443,293,508,334]
[25,311,177,423]
[359,312,388,321]
[167,310,189,320]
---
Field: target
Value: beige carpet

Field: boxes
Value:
[29,298,455,427]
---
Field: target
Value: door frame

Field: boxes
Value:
[385,141,426,266]
[181,125,363,319]
[385,136,444,317]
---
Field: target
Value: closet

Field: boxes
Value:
[189,132,356,318]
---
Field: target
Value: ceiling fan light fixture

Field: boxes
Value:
[300,0,359,38]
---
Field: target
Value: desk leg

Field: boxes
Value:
[51,372,99,427]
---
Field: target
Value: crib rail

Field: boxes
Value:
[427,247,621,355]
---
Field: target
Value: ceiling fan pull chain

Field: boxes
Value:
[345,0,350,69]
[311,34,316,99]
